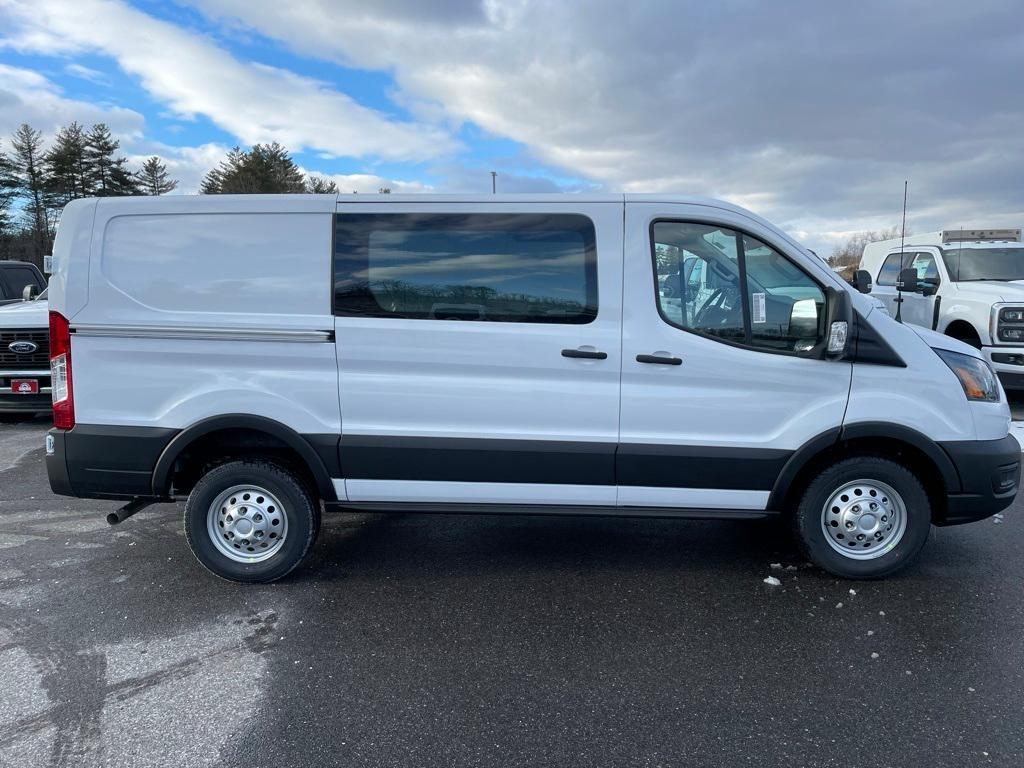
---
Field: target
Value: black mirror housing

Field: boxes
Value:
[853,269,872,294]
[896,268,918,293]
[800,286,853,360]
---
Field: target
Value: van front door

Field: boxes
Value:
[332,202,623,506]
[618,204,853,512]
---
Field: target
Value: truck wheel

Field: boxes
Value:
[792,456,931,579]
[184,459,319,583]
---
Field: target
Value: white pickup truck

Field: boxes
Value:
[0,289,50,420]
[860,228,1024,391]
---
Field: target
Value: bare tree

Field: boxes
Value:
[829,226,903,271]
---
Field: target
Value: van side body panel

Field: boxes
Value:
[51,196,341,500]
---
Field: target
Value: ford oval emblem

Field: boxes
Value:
[8,341,38,354]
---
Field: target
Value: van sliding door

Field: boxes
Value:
[332,202,624,506]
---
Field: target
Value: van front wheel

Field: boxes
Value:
[184,459,319,583]
[793,456,931,579]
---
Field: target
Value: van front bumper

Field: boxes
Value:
[938,434,1021,525]
[983,346,1024,391]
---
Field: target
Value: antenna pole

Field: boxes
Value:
[895,181,908,323]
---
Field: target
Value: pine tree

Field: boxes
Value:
[85,123,139,196]
[136,156,178,195]
[201,143,310,194]
[45,121,91,205]
[0,140,19,238]
[9,124,53,261]
[307,175,338,194]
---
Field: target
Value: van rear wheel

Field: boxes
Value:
[793,456,931,579]
[184,459,319,583]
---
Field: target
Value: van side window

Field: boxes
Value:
[654,225,744,342]
[333,213,597,324]
[652,222,826,353]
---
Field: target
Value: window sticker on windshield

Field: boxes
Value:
[752,292,766,323]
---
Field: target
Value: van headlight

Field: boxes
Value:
[933,349,1000,402]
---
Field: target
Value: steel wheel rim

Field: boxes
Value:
[207,484,288,563]
[821,479,907,560]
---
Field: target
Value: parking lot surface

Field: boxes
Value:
[2,416,1024,768]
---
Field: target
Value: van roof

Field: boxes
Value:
[85,192,776,228]
[89,192,754,207]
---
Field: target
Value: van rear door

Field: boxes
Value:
[332,201,623,506]
[619,202,853,512]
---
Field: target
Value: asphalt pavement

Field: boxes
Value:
[1,414,1023,768]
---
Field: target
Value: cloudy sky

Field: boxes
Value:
[0,0,1021,253]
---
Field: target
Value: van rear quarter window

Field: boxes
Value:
[333,213,598,323]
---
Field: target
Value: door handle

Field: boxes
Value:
[636,353,682,365]
[562,348,608,360]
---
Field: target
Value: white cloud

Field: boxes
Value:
[181,0,1024,253]
[0,0,456,163]
[0,63,143,141]
[64,63,110,85]
[304,170,433,195]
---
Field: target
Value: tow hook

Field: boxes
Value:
[107,497,155,525]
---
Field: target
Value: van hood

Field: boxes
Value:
[907,323,983,359]
[0,299,48,327]
[953,280,1024,302]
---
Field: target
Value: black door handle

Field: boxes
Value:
[636,354,682,365]
[562,348,608,360]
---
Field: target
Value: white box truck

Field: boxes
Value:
[860,228,1024,391]
[44,195,1019,582]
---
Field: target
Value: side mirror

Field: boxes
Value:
[789,298,820,339]
[21,284,37,301]
[896,268,918,293]
[853,269,872,294]
[812,286,852,360]
[920,278,939,297]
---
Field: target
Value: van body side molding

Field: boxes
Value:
[340,435,791,491]
[72,324,334,343]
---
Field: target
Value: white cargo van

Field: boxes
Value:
[860,228,1024,391]
[45,195,1019,582]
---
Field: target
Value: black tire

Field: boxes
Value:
[184,459,320,583]
[792,455,931,579]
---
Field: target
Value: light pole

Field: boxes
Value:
[490,171,497,194]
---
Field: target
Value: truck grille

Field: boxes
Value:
[0,329,49,367]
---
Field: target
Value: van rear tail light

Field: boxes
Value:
[49,311,75,430]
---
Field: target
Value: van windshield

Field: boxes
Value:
[941,247,1024,282]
